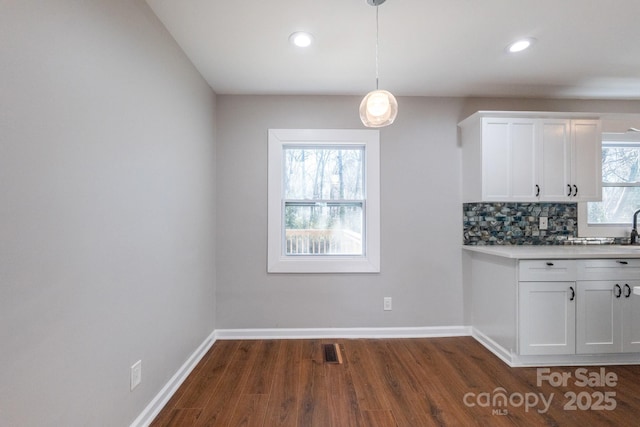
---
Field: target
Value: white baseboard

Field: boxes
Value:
[471,327,640,367]
[130,330,217,427]
[471,327,515,366]
[214,325,471,340]
[132,325,471,426]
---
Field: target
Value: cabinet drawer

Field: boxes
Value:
[577,259,640,280]
[519,260,576,281]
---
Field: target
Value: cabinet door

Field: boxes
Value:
[571,120,602,202]
[576,281,622,354]
[482,118,537,201]
[519,281,576,355]
[539,119,571,201]
[622,281,640,353]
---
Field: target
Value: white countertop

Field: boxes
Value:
[462,245,640,259]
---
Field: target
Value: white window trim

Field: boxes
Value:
[267,129,380,273]
[578,132,640,238]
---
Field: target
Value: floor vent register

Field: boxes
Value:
[323,343,343,364]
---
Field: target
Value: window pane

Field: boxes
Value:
[283,147,364,200]
[588,186,640,224]
[602,145,640,183]
[284,203,363,255]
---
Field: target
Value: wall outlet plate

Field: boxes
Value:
[383,297,392,311]
[539,217,548,230]
[131,360,142,391]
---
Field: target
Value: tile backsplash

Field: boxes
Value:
[463,202,577,245]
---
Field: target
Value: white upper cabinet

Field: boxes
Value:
[460,112,602,202]
[481,118,537,201]
[571,120,603,201]
[538,119,571,201]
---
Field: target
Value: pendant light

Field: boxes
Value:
[360,0,398,128]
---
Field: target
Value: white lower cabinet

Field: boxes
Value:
[576,280,640,353]
[576,281,622,354]
[468,251,640,366]
[622,281,640,352]
[519,281,576,355]
[519,260,640,357]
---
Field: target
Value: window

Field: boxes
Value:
[268,129,380,273]
[579,132,640,237]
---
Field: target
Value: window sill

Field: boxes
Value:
[267,255,380,273]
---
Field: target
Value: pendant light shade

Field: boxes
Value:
[360,0,397,128]
[359,89,398,127]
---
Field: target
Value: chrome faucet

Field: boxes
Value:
[632,209,640,244]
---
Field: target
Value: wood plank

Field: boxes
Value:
[301,339,324,362]
[227,394,269,427]
[361,410,398,427]
[154,408,202,427]
[296,337,331,426]
[151,341,240,427]
[174,340,241,410]
[325,343,364,427]
[262,340,302,427]
[403,340,513,426]
[194,341,258,426]
[393,338,487,426]
[344,339,392,412]
[243,340,280,394]
[297,358,330,427]
[151,345,215,425]
[364,339,434,427]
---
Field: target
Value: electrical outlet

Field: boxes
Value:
[131,360,142,391]
[539,217,548,230]
[383,297,392,311]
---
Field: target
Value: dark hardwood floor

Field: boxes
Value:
[151,337,640,426]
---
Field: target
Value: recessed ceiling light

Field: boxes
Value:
[507,38,536,53]
[289,32,313,48]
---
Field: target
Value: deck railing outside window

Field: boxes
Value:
[285,229,362,255]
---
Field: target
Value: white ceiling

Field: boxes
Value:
[146,0,640,99]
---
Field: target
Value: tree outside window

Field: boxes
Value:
[283,146,365,255]
[588,141,640,225]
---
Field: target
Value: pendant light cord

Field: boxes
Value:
[375,5,379,90]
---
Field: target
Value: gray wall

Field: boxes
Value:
[215,96,640,330]
[4,1,640,424]
[216,96,466,329]
[0,1,216,426]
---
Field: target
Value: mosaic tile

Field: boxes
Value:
[463,202,577,245]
